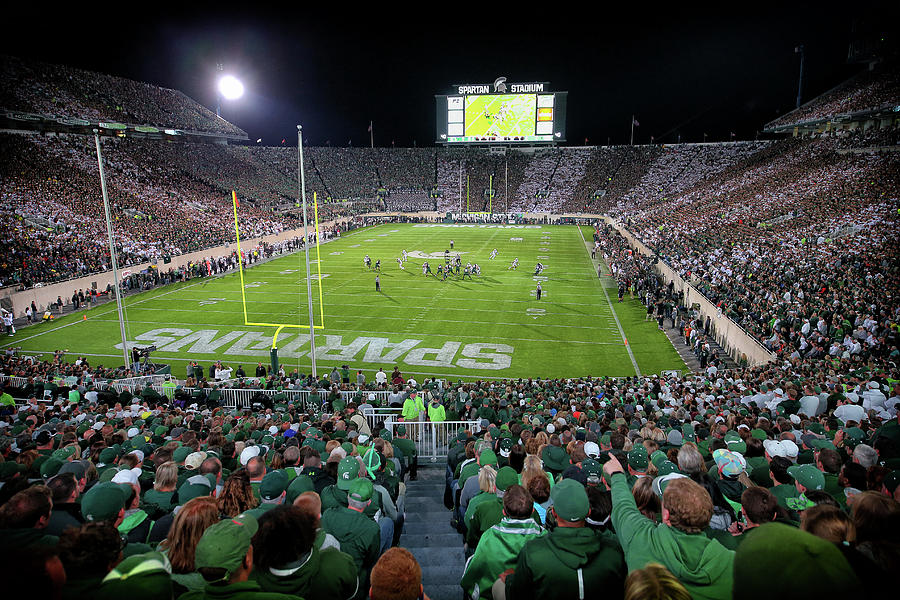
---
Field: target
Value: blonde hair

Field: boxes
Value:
[625,563,692,600]
[154,461,179,491]
[478,465,497,493]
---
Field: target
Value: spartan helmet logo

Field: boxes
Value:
[493,77,507,93]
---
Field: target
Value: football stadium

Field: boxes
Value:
[0,11,898,600]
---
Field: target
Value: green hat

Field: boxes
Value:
[363,449,382,478]
[550,479,589,522]
[495,466,518,491]
[599,434,611,446]
[627,445,649,471]
[154,426,168,437]
[96,552,172,600]
[52,446,76,461]
[348,477,374,503]
[341,442,354,455]
[194,514,259,577]
[82,482,129,522]
[810,439,836,451]
[650,450,668,468]
[652,473,688,497]
[172,446,192,464]
[750,428,767,441]
[177,474,215,503]
[681,423,696,442]
[883,471,900,494]
[285,474,314,504]
[479,449,498,467]
[337,456,360,490]
[259,470,289,501]
[842,427,865,448]
[733,523,859,600]
[379,429,393,442]
[788,464,825,491]
[99,447,118,465]
[658,460,680,476]
[0,462,24,479]
[541,445,568,473]
[40,457,64,479]
[582,458,602,484]
[396,425,407,435]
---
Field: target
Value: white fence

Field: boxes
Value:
[388,420,481,461]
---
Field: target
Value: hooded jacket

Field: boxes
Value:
[610,473,734,600]
[252,545,359,600]
[461,517,544,599]
[505,525,626,600]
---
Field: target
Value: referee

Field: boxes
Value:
[375,275,381,292]
[536,283,542,300]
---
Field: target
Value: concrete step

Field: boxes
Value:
[399,532,460,548]
[422,583,465,600]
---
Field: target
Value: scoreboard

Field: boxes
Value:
[436,78,567,144]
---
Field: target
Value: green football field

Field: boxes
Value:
[464,94,536,138]
[2,224,685,380]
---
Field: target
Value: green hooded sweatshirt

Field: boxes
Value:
[252,545,359,600]
[610,473,734,600]
[505,525,625,600]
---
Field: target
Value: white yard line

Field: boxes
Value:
[578,226,641,376]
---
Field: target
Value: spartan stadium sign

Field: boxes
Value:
[456,77,547,95]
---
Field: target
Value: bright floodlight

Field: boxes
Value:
[218,75,244,100]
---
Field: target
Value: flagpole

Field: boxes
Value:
[369,121,374,149]
[630,115,634,146]
[94,131,130,371]
[298,125,317,378]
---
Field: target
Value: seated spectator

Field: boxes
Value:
[251,504,358,600]
[156,496,220,595]
[624,562,692,600]
[369,547,429,600]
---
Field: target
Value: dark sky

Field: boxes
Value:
[3,3,896,146]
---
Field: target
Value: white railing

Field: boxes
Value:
[364,408,402,432]
[388,420,481,460]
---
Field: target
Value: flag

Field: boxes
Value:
[256,138,262,143]
[281,138,286,145]
[367,121,373,132]
[632,118,640,127]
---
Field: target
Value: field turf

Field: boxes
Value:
[2,224,685,380]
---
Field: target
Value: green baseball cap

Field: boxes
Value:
[479,449,498,467]
[550,479,589,522]
[52,446,76,461]
[81,482,129,522]
[98,447,118,465]
[788,464,825,491]
[348,477,374,503]
[495,466,518,491]
[337,457,360,490]
[396,425,407,435]
[96,551,172,600]
[172,446,192,464]
[194,515,259,576]
[285,474,315,504]
[259,470,289,501]
[40,457,64,479]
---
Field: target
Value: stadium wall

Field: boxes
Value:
[602,218,777,368]
[0,220,347,317]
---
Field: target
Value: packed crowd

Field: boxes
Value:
[766,60,900,129]
[0,56,247,137]
[611,135,900,364]
[0,351,898,599]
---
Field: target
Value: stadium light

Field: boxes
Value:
[218,75,245,100]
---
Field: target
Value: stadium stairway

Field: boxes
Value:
[399,463,465,600]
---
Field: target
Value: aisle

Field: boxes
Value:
[398,463,466,600]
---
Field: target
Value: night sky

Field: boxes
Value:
[2,4,895,147]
